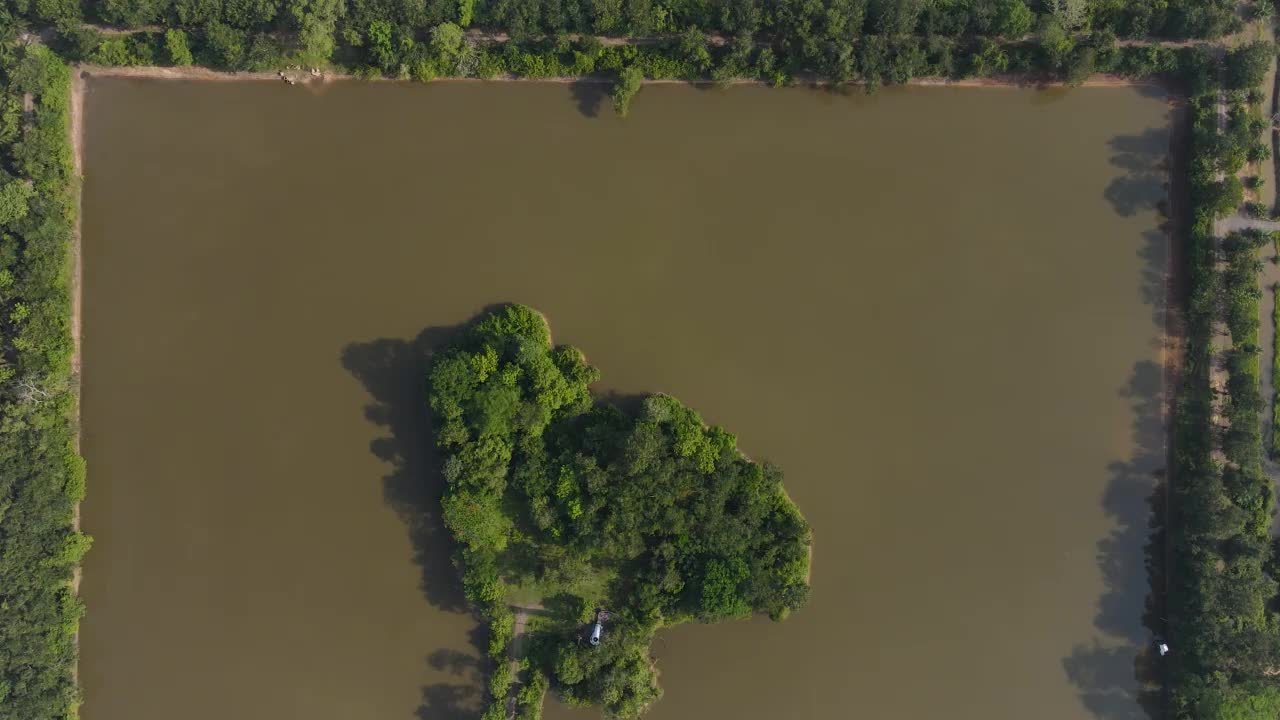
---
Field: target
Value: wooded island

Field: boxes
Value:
[429,304,812,718]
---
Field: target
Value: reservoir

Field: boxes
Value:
[79,78,1171,720]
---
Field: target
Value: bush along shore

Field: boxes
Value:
[1166,40,1280,717]
[2,0,1252,114]
[0,27,89,720]
[429,305,811,719]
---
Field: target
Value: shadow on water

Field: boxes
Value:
[342,322,491,720]
[1105,128,1171,219]
[1064,121,1180,719]
[1062,361,1167,720]
[416,623,492,719]
[570,80,608,118]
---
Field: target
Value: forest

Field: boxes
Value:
[0,0,1241,103]
[0,21,88,720]
[1163,43,1280,719]
[428,304,812,718]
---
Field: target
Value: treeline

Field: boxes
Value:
[1,0,1244,84]
[1273,280,1280,459]
[0,15,89,720]
[428,304,811,718]
[1165,45,1280,718]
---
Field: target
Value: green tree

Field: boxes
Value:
[458,0,475,25]
[1037,14,1074,71]
[612,66,643,117]
[202,21,247,68]
[0,180,33,226]
[995,0,1033,37]
[430,22,465,61]
[34,0,81,28]
[1225,41,1276,90]
[871,0,924,35]
[165,29,194,66]
[288,0,344,66]
[1066,46,1096,85]
[678,26,711,72]
[1207,176,1245,218]
[700,558,750,618]
[98,0,167,26]
[970,37,1009,76]
[366,20,396,69]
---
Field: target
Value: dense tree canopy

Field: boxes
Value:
[0,29,87,720]
[430,305,811,717]
[1167,52,1280,720]
[2,0,1238,87]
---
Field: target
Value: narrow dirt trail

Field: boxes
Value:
[504,604,541,720]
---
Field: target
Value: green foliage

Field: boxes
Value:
[0,43,87,720]
[89,37,143,66]
[98,0,167,27]
[612,66,642,117]
[1037,14,1074,71]
[201,21,247,68]
[34,0,81,28]
[3,0,1231,80]
[1065,46,1096,84]
[969,38,1008,76]
[1205,176,1245,218]
[995,0,1033,37]
[699,557,749,619]
[430,305,810,718]
[288,0,342,66]
[554,623,660,717]
[1195,682,1280,719]
[677,26,710,72]
[430,22,465,60]
[1273,281,1280,460]
[515,669,549,720]
[165,29,195,66]
[1170,59,1280,716]
[1225,41,1276,91]
[0,179,33,225]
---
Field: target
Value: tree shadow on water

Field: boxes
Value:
[1063,360,1169,720]
[569,80,608,118]
[417,635,489,720]
[1105,127,1172,219]
[415,683,482,720]
[341,322,491,720]
[342,325,469,612]
[1067,117,1182,718]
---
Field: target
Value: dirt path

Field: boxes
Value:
[68,67,83,384]
[1211,45,1233,468]
[504,604,541,720]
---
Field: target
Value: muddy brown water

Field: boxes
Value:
[79,77,1171,720]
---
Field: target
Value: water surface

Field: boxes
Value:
[79,78,1171,720]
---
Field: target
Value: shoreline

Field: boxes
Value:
[66,60,85,693]
[73,62,1167,91]
[63,64,1179,709]
[1157,96,1190,703]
